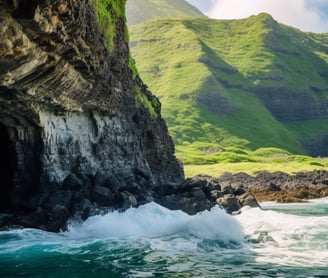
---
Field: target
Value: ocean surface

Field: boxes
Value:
[1,199,328,278]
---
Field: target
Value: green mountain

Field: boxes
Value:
[129,13,328,166]
[126,0,204,26]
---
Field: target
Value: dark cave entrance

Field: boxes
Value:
[12,0,38,19]
[0,123,16,209]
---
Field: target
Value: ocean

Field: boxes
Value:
[1,199,327,277]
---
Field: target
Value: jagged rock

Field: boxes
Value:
[121,191,138,209]
[159,194,212,215]
[231,184,246,195]
[216,194,240,214]
[93,185,115,206]
[61,174,83,191]
[48,205,69,232]
[218,170,328,203]
[221,184,234,195]
[209,190,222,200]
[0,0,267,231]
[191,187,207,201]
[0,0,183,231]
[156,175,260,215]
[237,193,260,208]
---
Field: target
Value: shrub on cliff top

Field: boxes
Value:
[90,0,138,77]
[89,0,127,50]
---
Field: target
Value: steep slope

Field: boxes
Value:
[129,14,328,160]
[0,0,183,231]
[126,0,204,26]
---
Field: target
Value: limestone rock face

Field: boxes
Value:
[0,0,183,231]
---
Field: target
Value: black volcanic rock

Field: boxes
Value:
[218,170,328,203]
[156,175,260,215]
[0,0,183,231]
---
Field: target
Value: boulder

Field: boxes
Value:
[237,193,260,208]
[61,174,83,191]
[216,194,240,214]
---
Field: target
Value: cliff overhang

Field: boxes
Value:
[0,0,184,231]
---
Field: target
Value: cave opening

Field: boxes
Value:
[0,123,16,209]
[12,0,38,19]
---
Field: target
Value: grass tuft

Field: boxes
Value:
[90,0,127,50]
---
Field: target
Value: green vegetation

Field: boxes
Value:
[184,160,328,177]
[129,54,139,79]
[126,0,204,26]
[129,13,328,174]
[181,146,328,177]
[90,0,127,50]
[90,0,156,116]
[285,119,328,141]
[135,85,159,118]
[90,0,328,176]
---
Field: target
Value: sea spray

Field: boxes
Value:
[1,201,328,277]
[64,202,244,242]
[235,204,328,266]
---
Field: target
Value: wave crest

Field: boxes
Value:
[64,202,244,243]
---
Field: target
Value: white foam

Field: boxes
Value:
[309,196,328,203]
[2,202,327,268]
[235,207,328,266]
[64,202,244,243]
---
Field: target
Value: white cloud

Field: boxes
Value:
[206,0,328,33]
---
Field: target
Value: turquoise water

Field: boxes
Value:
[1,200,328,277]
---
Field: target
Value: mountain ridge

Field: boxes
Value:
[129,13,328,161]
[126,0,204,26]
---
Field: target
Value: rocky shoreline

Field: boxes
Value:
[0,0,184,232]
[2,169,328,231]
[1,1,327,233]
[155,169,328,215]
[218,170,328,203]
[0,172,260,231]
[155,175,260,215]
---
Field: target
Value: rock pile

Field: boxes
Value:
[218,170,328,203]
[156,175,260,215]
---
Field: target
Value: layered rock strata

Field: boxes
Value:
[0,0,184,231]
[0,0,261,232]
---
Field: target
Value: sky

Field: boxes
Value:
[186,0,328,33]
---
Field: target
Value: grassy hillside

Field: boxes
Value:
[129,14,328,173]
[126,0,204,26]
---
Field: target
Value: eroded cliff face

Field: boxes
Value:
[0,0,183,231]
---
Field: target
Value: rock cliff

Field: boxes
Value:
[0,0,184,231]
